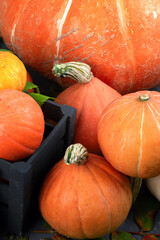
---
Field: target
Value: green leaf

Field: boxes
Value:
[23,80,40,92]
[0,48,12,53]
[142,234,159,240]
[111,231,136,240]
[133,184,160,231]
[28,92,55,106]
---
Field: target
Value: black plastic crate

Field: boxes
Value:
[0,100,76,235]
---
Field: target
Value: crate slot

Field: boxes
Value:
[0,181,9,204]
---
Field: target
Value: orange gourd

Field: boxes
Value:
[0,1,160,94]
[53,62,121,155]
[98,90,160,178]
[0,51,27,90]
[0,89,45,161]
[39,143,132,239]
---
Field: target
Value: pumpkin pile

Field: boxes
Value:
[0,5,160,236]
[38,62,135,239]
[39,60,160,239]
[52,62,160,179]
[0,48,134,238]
[0,51,45,162]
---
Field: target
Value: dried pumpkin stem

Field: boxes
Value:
[64,143,88,165]
[139,94,150,101]
[52,61,93,83]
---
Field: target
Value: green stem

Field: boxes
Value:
[52,61,93,84]
[64,143,88,165]
[139,94,150,101]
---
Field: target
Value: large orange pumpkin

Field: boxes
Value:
[39,143,132,239]
[0,89,45,161]
[53,62,121,155]
[0,51,27,91]
[98,90,160,178]
[0,1,160,94]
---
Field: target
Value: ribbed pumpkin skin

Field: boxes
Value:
[0,89,45,161]
[55,77,121,155]
[0,51,27,91]
[39,153,132,239]
[0,1,160,94]
[98,90,160,178]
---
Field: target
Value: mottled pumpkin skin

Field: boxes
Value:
[0,89,45,161]
[55,77,121,155]
[98,90,160,178]
[39,153,132,239]
[0,1,160,93]
[0,51,27,91]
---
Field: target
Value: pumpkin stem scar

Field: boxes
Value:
[139,94,150,101]
[64,143,88,165]
[52,61,94,83]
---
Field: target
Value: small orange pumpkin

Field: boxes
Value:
[0,51,27,91]
[53,62,121,155]
[39,143,132,239]
[98,90,160,178]
[0,89,45,161]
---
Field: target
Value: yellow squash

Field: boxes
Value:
[0,51,27,91]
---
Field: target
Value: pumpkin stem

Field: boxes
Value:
[139,94,150,101]
[52,62,93,84]
[64,143,88,165]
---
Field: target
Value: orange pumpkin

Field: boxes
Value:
[0,89,45,161]
[0,1,160,94]
[53,62,121,155]
[98,90,160,178]
[0,51,27,90]
[39,143,132,239]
